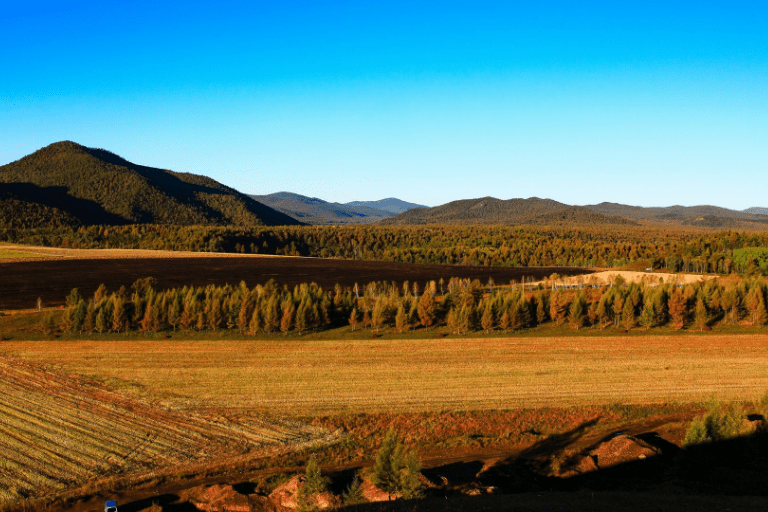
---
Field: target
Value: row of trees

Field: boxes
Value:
[57,275,768,335]
[5,224,768,275]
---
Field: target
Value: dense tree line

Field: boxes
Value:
[56,274,768,336]
[4,224,768,275]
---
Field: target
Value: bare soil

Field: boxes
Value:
[0,253,591,310]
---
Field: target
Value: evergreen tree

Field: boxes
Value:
[341,472,365,506]
[568,294,586,330]
[111,295,126,333]
[280,304,294,335]
[480,302,494,333]
[370,428,423,500]
[694,297,708,331]
[395,304,408,333]
[640,300,655,331]
[622,297,636,330]
[535,293,547,325]
[668,288,687,329]
[296,455,329,512]
[417,291,435,329]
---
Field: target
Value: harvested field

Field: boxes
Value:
[3,335,768,416]
[0,249,591,310]
[0,356,329,505]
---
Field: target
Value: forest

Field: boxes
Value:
[53,272,768,336]
[4,223,768,275]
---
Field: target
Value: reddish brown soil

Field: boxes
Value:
[0,257,592,310]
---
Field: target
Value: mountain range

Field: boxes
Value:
[249,192,426,224]
[381,197,768,228]
[1,142,767,230]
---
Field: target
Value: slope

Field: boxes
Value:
[379,196,634,226]
[0,141,301,227]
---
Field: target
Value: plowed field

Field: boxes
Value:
[0,356,329,505]
[0,250,592,310]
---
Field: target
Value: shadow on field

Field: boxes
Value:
[332,425,768,512]
[119,494,196,512]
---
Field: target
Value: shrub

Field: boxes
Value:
[683,400,747,447]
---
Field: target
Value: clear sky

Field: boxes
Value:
[2,1,766,209]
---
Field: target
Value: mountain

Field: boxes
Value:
[345,197,427,214]
[585,202,768,229]
[380,196,637,226]
[249,192,395,224]
[744,207,768,216]
[0,141,301,227]
[585,202,764,222]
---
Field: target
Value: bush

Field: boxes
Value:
[683,400,747,447]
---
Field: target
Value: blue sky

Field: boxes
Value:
[2,1,767,209]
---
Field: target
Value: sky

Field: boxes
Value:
[2,1,767,209]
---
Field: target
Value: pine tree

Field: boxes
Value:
[248,306,261,334]
[371,428,401,498]
[348,307,358,331]
[622,297,636,330]
[296,455,329,511]
[694,297,708,331]
[480,302,494,333]
[111,295,126,333]
[640,300,655,331]
[280,304,294,335]
[668,288,687,329]
[536,293,547,325]
[395,304,408,333]
[568,294,586,330]
[370,428,423,500]
[417,291,435,329]
[341,472,365,506]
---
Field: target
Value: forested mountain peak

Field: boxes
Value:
[380,196,577,225]
[0,141,301,228]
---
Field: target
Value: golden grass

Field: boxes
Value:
[0,243,286,262]
[3,335,767,416]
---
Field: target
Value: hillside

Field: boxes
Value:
[524,206,638,226]
[249,191,394,224]
[0,141,301,227]
[586,202,768,223]
[345,197,427,214]
[745,207,768,216]
[379,196,634,226]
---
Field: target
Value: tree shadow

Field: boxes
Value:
[118,493,199,512]
[82,147,293,225]
[0,182,127,225]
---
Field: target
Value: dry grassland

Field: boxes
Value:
[0,356,328,505]
[3,335,767,416]
[0,243,280,263]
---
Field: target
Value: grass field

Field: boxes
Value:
[3,335,767,416]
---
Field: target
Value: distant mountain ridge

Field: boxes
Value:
[380,196,637,227]
[744,207,768,216]
[0,141,300,228]
[249,192,396,224]
[345,197,427,214]
[382,197,768,229]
